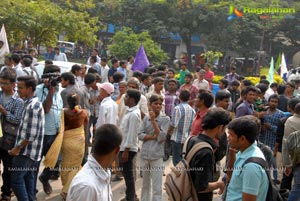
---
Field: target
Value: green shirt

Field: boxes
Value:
[179,69,190,85]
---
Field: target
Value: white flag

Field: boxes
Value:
[0,24,10,55]
[280,52,288,81]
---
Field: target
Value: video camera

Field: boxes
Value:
[41,72,61,87]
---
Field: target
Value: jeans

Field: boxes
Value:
[288,164,300,201]
[140,158,164,201]
[11,155,38,201]
[0,148,13,197]
[119,151,137,201]
[38,135,60,182]
[89,115,98,141]
[171,141,183,166]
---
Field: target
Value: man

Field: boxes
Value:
[274,98,300,190]
[119,89,142,201]
[179,63,189,85]
[44,46,55,61]
[90,55,101,76]
[228,80,240,111]
[86,49,101,65]
[100,58,110,83]
[180,73,198,107]
[126,56,134,80]
[21,58,39,82]
[35,65,63,196]
[60,72,83,107]
[139,73,152,95]
[282,102,300,197]
[167,89,195,165]
[9,76,45,201]
[264,82,278,101]
[0,69,25,200]
[11,54,23,78]
[235,86,257,118]
[70,64,83,88]
[146,77,165,115]
[226,116,269,201]
[96,82,118,128]
[118,60,127,81]
[53,47,68,62]
[67,124,122,201]
[259,94,285,151]
[187,107,231,200]
[190,90,213,136]
[223,65,239,86]
[108,58,119,83]
[193,68,209,91]
[204,63,214,90]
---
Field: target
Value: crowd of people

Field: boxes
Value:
[0,45,299,201]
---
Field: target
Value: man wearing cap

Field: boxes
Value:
[96,82,118,128]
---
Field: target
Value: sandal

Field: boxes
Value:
[60,192,67,201]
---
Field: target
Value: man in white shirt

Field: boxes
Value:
[100,58,110,83]
[67,124,122,201]
[53,47,68,62]
[86,49,101,65]
[96,82,118,128]
[193,68,209,91]
[264,82,278,101]
[119,89,141,201]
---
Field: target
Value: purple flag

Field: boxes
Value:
[132,44,149,72]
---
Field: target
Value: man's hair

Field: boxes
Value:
[288,98,300,111]
[54,47,60,51]
[255,83,268,94]
[227,116,258,144]
[111,58,119,65]
[202,107,231,130]
[286,82,295,89]
[268,94,279,102]
[126,89,141,104]
[167,68,176,74]
[157,65,166,72]
[242,79,252,87]
[93,124,122,156]
[220,78,229,88]
[45,60,53,65]
[270,82,278,88]
[22,58,32,67]
[198,91,214,108]
[141,73,150,82]
[231,80,240,87]
[90,55,97,63]
[132,71,143,78]
[93,48,99,53]
[127,56,134,61]
[179,89,190,102]
[71,64,81,74]
[11,54,21,64]
[277,84,286,95]
[43,64,60,74]
[260,75,267,80]
[67,93,79,109]
[152,77,164,84]
[294,102,300,114]
[149,94,164,104]
[184,73,193,79]
[245,86,257,95]
[168,78,178,85]
[215,90,231,103]
[0,68,17,83]
[120,60,126,66]
[113,72,124,83]
[84,73,96,85]
[101,58,107,63]
[87,67,98,74]
[17,76,37,92]
[259,79,270,86]
[61,72,75,85]
[127,77,140,88]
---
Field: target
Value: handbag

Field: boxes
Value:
[2,117,19,136]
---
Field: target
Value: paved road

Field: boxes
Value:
[5,154,223,201]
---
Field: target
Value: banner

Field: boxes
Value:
[132,44,149,72]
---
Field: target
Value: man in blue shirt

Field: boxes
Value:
[117,60,127,81]
[226,116,269,201]
[35,65,63,195]
[108,58,119,83]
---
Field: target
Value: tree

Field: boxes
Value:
[0,0,98,51]
[109,27,168,64]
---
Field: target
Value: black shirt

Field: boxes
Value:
[186,134,218,201]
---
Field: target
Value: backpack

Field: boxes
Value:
[164,137,213,201]
[286,130,300,165]
[241,157,285,201]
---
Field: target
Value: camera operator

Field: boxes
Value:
[35,64,63,196]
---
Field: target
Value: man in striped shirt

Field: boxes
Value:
[9,76,45,201]
[167,89,195,166]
